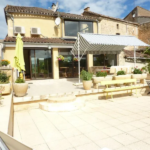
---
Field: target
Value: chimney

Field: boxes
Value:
[84,7,90,11]
[51,3,56,12]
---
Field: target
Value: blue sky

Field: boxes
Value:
[0,0,150,39]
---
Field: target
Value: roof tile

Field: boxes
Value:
[4,5,97,21]
[4,36,75,44]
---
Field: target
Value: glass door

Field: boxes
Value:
[59,49,87,78]
[30,50,52,79]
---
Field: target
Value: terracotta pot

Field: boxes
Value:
[0,83,11,94]
[83,80,92,90]
[13,83,28,97]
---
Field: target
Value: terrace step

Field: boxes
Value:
[39,97,85,112]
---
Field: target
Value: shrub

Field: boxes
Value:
[133,68,142,74]
[0,72,10,84]
[117,70,126,76]
[1,60,10,66]
[80,70,93,81]
[15,78,25,83]
[96,71,107,77]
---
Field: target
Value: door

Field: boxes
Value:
[30,50,52,79]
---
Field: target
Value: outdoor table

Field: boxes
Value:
[60,67,69,77]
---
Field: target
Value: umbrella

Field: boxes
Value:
[13,34,25,78]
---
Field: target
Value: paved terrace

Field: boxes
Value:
[13,78,147,103]
[14,95,150,150]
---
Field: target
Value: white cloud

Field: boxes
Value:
[135,0,150,5]
[39,0,127,18]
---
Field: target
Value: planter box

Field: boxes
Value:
[13,83,28,97]
[0,83,11,95]
[114,75,131,80]
[92,76,112,89]
[147,74,150,80]
[131,74,147,84]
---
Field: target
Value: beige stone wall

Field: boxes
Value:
[118,51,125,66]
[139,22,150,44]
[99,19,138,37]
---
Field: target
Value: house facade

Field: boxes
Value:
[3,5,139,80]
[124,6,150,24]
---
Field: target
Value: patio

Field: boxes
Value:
[14,94,150,150]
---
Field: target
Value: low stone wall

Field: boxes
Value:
[0,94,13,136]
[13,85,148,111]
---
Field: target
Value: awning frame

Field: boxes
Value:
[71,33,150,83]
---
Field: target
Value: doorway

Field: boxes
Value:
[24,49,52,79]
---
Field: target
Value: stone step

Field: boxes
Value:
[47,94,76,103]
[39,97,85,112]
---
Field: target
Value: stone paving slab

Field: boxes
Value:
[13,95,150,150]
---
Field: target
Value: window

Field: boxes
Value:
[65,20,93,36]
[116,24,119,29]
[116,33,120,35]
[93,54,117,67]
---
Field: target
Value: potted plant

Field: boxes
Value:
[80,70,93,90]
[0,72,11,94]
[13,77,28,97]
[142,47,150,80]
[92,71,112,89]
[57,55,64,61]
[114,70,131,80]
[131,67,147,83]
[73,57,78,62]
[1,60,10,67]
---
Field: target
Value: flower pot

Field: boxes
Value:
[131,74,147,79]
[83,80,92,90]
[147,74,150,80]
[0,83,11,95]
[131,74,147,84]
[114,75,131,80]
[13,83,28,97]
[92,76,112,89]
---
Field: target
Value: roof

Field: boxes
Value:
[4,36,75,44]
[124,50,150,58]
[82,10,139,25]
[124,6,150,20]
[72,33,149,55]
[4,5,97,21]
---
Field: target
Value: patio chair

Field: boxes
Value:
[147,81,150,95]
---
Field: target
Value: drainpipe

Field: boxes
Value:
[61,18,64,38]
[96,17,102,34]
[6,12,15,36]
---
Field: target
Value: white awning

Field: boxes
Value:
[71,33,149,55]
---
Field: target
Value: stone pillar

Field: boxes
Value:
[117,51,125,66]
[87,54,93,72]
[52,48,59,79]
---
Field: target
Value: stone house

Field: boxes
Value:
[3,5,139,80]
